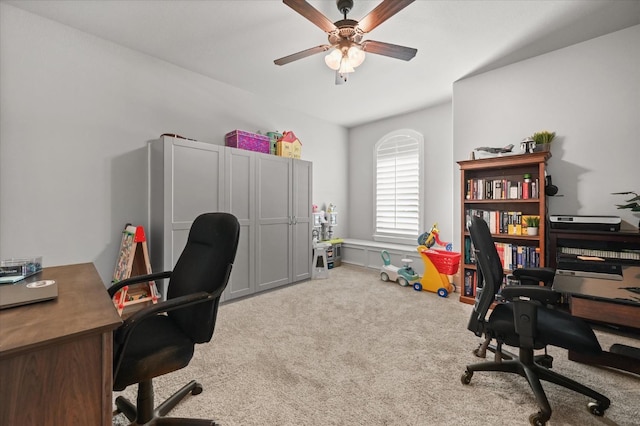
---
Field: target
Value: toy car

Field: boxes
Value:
[380,251,420,286]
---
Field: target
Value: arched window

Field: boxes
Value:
[374,129,424,244]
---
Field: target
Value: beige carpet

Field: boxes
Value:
[113,264,639,425]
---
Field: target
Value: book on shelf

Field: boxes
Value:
[464,236,477,264]
[463,269,476,297]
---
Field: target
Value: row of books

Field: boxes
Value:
[463,237,541,270]
[465,209,540,236]
[465,177,540,200]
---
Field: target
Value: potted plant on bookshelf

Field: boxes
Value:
[531,130,555,152]
[524,215,540,236]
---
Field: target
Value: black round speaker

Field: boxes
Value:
[546,175,558,196]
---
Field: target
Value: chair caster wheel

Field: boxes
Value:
[587,401,606,416]
[534,354,553,369]
[461,370,473,385]
[191,383,203,395]
[529,412,548,426]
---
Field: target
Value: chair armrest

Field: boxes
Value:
[500,285,561,306]
[108,271,172,297]
[114,291,213,344]
[511,267,555,286]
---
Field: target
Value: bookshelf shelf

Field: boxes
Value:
[462,231,542,242]
[465,199,541,204]
[458,151,551,304]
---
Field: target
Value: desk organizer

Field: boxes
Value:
[225,130,270,154]
[0,257,43,283]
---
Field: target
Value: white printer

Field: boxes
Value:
[549,215,621,232]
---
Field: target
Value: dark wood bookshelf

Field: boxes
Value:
[458,151,551,305]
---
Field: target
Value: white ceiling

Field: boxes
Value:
[4,0,639,127]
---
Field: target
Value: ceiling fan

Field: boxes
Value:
[274,0,417,82]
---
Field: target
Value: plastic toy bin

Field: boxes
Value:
[423,249,461,275]
[225,130,270,153]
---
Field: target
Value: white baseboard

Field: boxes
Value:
[341,239,424,275]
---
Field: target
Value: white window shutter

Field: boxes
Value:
[374,130,423,244]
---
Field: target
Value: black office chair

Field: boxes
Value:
[108,212,240,425]
[461,216,610,426]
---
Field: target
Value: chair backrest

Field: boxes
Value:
[167,212,240,344]
[467,216,504,334]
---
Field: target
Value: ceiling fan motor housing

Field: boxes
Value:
[337,0,354,15]
[328,20,362,45]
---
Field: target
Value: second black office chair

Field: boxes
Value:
[461,216,610,426]
[109,212,240,425]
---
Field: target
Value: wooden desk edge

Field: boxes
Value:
[0,263,122,357]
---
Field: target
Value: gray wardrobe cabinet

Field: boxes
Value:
[148,135,312,302]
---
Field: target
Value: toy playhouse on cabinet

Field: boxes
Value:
[458,151,551,305]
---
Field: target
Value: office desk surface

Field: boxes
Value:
[553,265,640,307]
[0,262,122,357]
[0,263,122,426]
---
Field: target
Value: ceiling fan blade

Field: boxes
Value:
[357,0,414,33]
[274,45,332,66]
[362,40,417,61]
[283,0,337,33]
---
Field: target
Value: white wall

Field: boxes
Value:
[347,102,455,245]
[0,4,348,284]
[453,25,640,243]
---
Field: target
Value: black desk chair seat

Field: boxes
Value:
[109,212,240,425]
[488,303,603,353]
[461,216,610,426]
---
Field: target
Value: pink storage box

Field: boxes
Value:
[225,130,270,153]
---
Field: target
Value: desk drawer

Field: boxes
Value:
[571,296,640,330]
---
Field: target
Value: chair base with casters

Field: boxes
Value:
[462,345,610,426]
[472,335,554,368]
[114,379,217,425]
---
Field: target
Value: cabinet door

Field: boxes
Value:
[149,137,224,298]
[292,159,312,281]
[171,140,225,223]
[256,155,292,291]
[224,148,255,300]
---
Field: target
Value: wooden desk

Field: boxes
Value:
[0,263,122,425]
[553,266,640,374]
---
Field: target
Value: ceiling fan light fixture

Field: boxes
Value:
[338,56,355,74]
[347,45,365,67]
[325,44,364,75]
[324,48,343,70]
